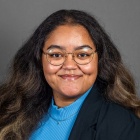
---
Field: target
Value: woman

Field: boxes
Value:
[0,9,140,140]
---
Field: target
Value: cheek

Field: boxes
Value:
[43,65,59,74]
[42,63,60,87]
[80,65,98,76]
[79,58,98,75]
[42,57,61,78]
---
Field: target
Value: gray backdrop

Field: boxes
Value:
[0,0,140,96]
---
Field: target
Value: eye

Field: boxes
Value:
[49,52,63,58]
[78,53,89,57]
[77,52,91,59]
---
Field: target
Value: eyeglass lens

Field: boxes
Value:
[46,47,95,66]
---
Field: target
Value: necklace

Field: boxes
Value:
[48,110,79,125]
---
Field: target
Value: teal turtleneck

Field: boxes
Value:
[30,87,92,140]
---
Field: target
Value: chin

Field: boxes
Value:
[61,89,84,98]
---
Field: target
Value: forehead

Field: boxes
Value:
[44,24,95,50]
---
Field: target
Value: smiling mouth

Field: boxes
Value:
[59,75,82,80]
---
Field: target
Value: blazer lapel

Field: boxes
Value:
[68,85,104,140]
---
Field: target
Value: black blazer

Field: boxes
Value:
[69,85,140,140]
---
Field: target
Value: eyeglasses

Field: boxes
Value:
[42,47,97,66]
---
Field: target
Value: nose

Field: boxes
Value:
[62,53,77,70]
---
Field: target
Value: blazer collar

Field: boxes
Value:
[68,84,104,140]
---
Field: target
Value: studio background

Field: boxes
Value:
[0,0,140,96]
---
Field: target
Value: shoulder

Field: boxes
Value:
[98,99,140,126]
[96,100,140,139]
[99,100,138,121]
[103,100,139,120]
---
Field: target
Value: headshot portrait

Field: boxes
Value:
[0,1,140,140]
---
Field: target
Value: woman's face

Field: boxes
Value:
[42,25,98,107]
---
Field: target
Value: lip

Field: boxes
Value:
[59,74,82,80]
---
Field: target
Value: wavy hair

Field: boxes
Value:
[0,9,140,140]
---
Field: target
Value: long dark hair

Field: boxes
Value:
[0,9,140,140]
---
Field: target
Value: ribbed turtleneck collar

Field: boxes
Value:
[48,87,92,121]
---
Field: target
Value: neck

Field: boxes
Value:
[53,95,80,108]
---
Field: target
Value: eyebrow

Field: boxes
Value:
[46,45,93,50]
[47,45,65,50]
[75,45,93,50]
